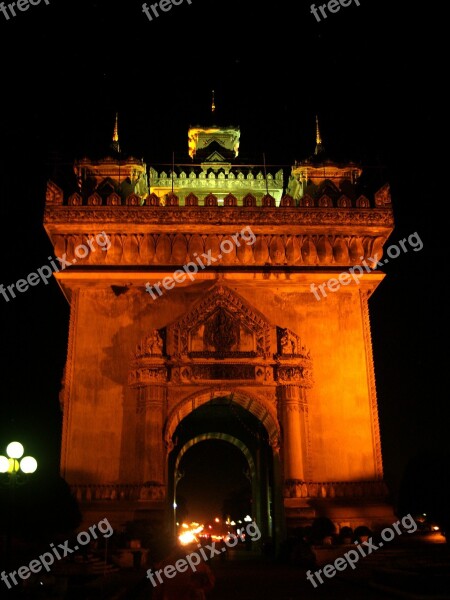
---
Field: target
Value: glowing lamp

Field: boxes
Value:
[20,456,38,474]
[0,456,9,473]
[6,442,24,459]
[179,531,197,545]
[8,459,19,473]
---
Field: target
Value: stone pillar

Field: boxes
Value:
[139,385,166,485]
[128,329,168,500]
[275,326,313,488]
[279,385,304,481]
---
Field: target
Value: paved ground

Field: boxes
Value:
[6,533,450,599]
[131,533,449,600]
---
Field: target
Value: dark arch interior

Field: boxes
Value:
[170,396,270,524]
[176,439,251,523]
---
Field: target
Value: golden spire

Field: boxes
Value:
[211,90,216,113]
[112,112,120,153]
[315,115,324,155]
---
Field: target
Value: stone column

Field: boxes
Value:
[274,328,313,491]
[139,385,166,485]
[129,329,168,500]
[279,385,304,481]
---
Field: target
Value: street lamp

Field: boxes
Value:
[0,441,38,568]
[0,442,38,477]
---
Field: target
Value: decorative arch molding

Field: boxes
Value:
[164,387,281,451]
[174,433,256,480]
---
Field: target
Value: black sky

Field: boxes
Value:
[0,0,444,505]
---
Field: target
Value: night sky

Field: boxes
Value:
[0,0,444,512]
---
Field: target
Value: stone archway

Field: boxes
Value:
[127,284,314,544]
[164,388,280,451]
[166,397,278,548]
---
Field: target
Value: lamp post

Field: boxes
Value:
[0,441,38,567]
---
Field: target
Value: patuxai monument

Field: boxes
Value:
[43,109,395,549]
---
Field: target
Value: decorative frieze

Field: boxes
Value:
[276,365,314,388]
[283,480,389,499]
[45,231,390,267]
[72,482,166,503]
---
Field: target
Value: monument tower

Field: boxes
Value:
[44,111,395,545]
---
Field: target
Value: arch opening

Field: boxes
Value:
[167,395,279,550]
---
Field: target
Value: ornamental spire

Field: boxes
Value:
[112,112,120,153]
[315,115,324,155]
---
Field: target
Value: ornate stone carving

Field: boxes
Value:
[67,193,82,206]
[275,327,313,387]
[188,364,257,381]
[167,285,272,359]
[139,483,166,501]
[278,327,302,356]
[337,195,351,208]
[87,192,102,206]
[204,308,240,352]
[146,193,160,206]
[46,180,64,205]
[276,366,313,388]
[126,193,141,206]
[44,208,394,242]
[224,193,237,206]
[70,483,166,503]
[283,480,389,499]
[356,195,370,208]
[107,192,121,206]
[280,194,295,207]
[129,368,167,387]
[374,183,391,207]
[130,330,167,387]
[262,194,276,207]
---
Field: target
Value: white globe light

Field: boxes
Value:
[6,442,24,459]
[0,456,9,473]
[20,456,38,474]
